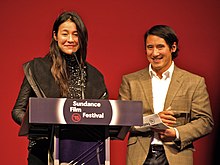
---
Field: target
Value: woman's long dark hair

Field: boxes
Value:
[50,11,88,97]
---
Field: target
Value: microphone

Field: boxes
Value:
[72,52,81,70]
[72,52,85,99]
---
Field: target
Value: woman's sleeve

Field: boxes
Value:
[11,77,35,125]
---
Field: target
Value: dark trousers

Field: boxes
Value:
[143,145,169,165]
[28,139,50,165]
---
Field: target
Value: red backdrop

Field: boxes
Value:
[1,0,220,164]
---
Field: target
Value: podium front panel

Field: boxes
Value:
[29,98,143,126]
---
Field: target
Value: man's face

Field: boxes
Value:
[54,20,80,55]
[145,35,176,75]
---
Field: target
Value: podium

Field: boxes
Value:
[19,97,143,165]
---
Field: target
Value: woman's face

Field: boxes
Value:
[54,20,80,55]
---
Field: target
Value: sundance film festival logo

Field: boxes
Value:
[69,100,104,122]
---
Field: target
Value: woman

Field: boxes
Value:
[12,11,108,165]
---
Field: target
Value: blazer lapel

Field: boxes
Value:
[139,68,154,113]
[164,66,183,109]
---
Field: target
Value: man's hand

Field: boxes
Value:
[158,110,176,126]
[152,109,177,142]
[151,127,177,141]
[159,128,176,142]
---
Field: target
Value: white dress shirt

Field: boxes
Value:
[149,62,174,145]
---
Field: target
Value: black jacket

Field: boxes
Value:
[12,54,108,125]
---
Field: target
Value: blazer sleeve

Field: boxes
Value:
[118,75,132,101]
[176,77,214,149]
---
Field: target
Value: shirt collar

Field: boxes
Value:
[149,61,174,79]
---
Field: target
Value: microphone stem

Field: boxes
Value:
[72,52,85,99]
[80,69,85,99]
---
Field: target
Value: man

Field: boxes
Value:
[118,25,214,165]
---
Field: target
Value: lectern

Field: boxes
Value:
[19,97,143,165]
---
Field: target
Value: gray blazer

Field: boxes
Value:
[119,65,214,165]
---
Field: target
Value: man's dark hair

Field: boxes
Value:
[144,25,179,59]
